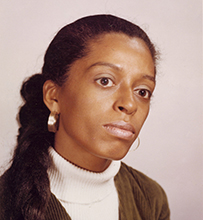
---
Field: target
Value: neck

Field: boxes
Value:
[57,149,112,173]
[54,141,111,173]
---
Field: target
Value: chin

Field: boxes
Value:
[112,153,128,161]
[106,148,130,161]
[95,141,132,161]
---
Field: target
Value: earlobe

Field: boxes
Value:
[43,80,60,113]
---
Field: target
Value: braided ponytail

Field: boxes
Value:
[0,74,54,219]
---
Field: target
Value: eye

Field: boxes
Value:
[95,77,114,87]
[135,89,152,99]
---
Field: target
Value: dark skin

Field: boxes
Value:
[43,33,155,172]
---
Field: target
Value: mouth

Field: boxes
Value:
[103,121,135,140]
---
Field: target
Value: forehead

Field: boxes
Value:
[87,33,152,58]
[82,33,154,66]
[64,32,155,87]
[81,33,155,73]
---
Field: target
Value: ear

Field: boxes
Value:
[43,80,60,113]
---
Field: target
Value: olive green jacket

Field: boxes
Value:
[45,162,170,220]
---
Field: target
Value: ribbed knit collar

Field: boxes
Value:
[48,147,121,204]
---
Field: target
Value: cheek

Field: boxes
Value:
[73,89,114,118]
[58,88,105,128]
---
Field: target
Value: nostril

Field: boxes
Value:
[118,106,124,111]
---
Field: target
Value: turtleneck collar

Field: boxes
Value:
[48,147,121,204]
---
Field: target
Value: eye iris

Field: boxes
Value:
[101,78,109,85]
[139,90,146,97]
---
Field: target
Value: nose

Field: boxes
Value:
[113,87,137,115]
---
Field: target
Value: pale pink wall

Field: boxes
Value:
[0,1,202,219]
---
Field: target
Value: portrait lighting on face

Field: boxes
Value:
[48,33,155,172]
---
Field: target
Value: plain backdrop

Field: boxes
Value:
[0,0,202,219]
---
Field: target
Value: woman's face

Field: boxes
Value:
[54,33,155,171]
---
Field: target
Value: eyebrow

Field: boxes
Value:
[87,62,121,71]
[88,61,155,83]
[142,75,156,83]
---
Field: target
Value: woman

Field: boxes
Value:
[0,14,170,220]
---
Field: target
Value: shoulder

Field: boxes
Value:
[115,162,170,220]
[117,162,165,194]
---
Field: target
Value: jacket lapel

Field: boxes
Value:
[114,163,143,220]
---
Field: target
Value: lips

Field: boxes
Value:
[103,121,135,140]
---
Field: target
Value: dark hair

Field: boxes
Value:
[0,14,158,219]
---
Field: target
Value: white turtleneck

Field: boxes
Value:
[48,147,121,220]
